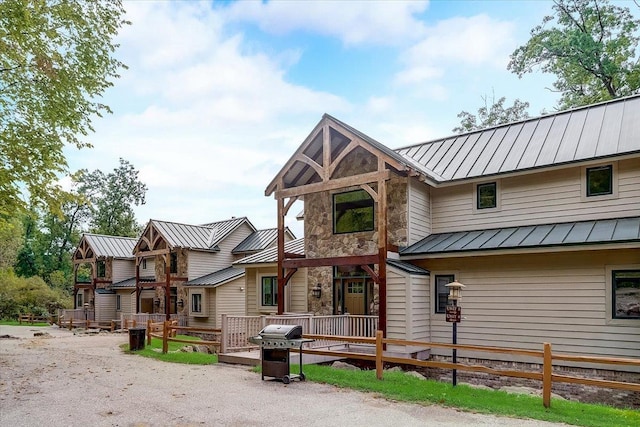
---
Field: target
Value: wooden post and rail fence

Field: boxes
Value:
[297,330,640,409]
[146,320,221,354]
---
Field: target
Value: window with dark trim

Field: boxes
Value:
[477,182,497,209]
[333,189,374,234]
[96,260,106,278]
[116,295,121,311]
[170,252,178,274]
[586,165,612,196]
[435,274,454,314]
[142,258,147,270]
[261,276,278,307]
[191,293,202,313]
[613,270,640,319]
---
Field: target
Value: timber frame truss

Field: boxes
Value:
[265,115,424,334]
[72,237,109,308]
[134,221,187,320]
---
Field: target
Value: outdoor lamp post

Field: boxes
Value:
[445,281,465,386]
[83,302,89,325]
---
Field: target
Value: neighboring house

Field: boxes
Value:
[265,95,640,360]
[72,233,142,322]
[131,217,293,327]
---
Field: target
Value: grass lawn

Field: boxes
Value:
[0,320,50,327]
[290,364,639,427]
[121,336,218,365]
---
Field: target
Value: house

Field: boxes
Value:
[72,233,152,322]
[131,217,294,328]
[264,95,640,361]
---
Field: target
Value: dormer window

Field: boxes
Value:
[476,182,497,210]
[586,165,612,197]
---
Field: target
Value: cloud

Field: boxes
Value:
[221,0,429,45]
[395,14,516,86]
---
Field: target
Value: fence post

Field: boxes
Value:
[221,314,228,354]
[68,317,73,330]
[376,330,384,380]
[147,319,152,345]
[343,314,349,336]
[260,315,266,329]
[162,321,169,354]
[543,342,552,408]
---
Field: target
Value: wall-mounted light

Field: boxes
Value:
[177,299,184,309]
[239,287,245,292]
[312,284,322,299]
[153,298,160,307]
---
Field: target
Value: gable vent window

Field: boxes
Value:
[587,165,612,197]
[477,182,497,210]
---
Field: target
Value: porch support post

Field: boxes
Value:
[377,174,387,336]
[135,258,140,313]
[277,197,285,315]
[165,260,171,321]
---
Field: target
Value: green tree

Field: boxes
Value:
[0,216,23,269]
[79,158,147,237]
[0,269,70,319]
[0,0,128,216]
[453,94,530,133]
[508,0,640,109]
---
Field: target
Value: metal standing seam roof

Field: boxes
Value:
[184,266,245,287]
[232,228,277,254]
[111,276,154,289]
[395,94,640,183]
[234,238,305,265]
[149,217,254,251]
[386,259,430,275]
[400,216,640,256]
[82,234,137,259]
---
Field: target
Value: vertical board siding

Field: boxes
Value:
[408,178,431,245]
[431,160,640,233]
[112,259,135,283]
[419,249,640,359]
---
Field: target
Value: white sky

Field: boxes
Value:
[64,0,587,238]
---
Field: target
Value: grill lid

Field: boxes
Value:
[258,324,302,340]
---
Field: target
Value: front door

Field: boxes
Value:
[345,280,365,315]
[140,298,153,314]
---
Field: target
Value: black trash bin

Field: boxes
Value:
[129,327,146,351]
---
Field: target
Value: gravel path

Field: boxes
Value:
[0,325,566,427]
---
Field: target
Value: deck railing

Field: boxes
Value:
[220,314,378,353]
[59,308,95,322]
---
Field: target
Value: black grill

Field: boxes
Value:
[249,324,313,384]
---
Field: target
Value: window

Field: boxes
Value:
[142,258,147,270]
[612,270,640,319]
[477,182,497,209]
[169,252,178,274]
[96,261,106,278]
[586,165,612,196]
[333,189,374,234]
[191,293,202,314]
[261,276,278,307]
[76,293,83,308]
[116,295,121,311]
[435,275,454,314]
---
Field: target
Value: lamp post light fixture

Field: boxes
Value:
[445,281,465,386]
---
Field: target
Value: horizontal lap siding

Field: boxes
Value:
[410,274,430,341]
[418,250,640,359]
[188,251,218,281]
[189,288,217,329]
[289,269,308,313]
[408,179,431,244]
[431,159,640,233]
[95,294,116,322]
[115,290,134,315]
[245,268,258,315]
[387,269,407,339]
[139,258,155,277]
[215,277,247,328]
[112,260,135,283]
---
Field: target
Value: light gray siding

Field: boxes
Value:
[139,258,155,277]
[387,267,430,351]
[407,178,431,245]
[431,159,640,234]
[418,249,640,361]
[215,277,247,327]
[188,251,218,280]
[95,294,116,322]
[112,259,135,283]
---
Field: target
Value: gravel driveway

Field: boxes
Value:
[0,325,565,427]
